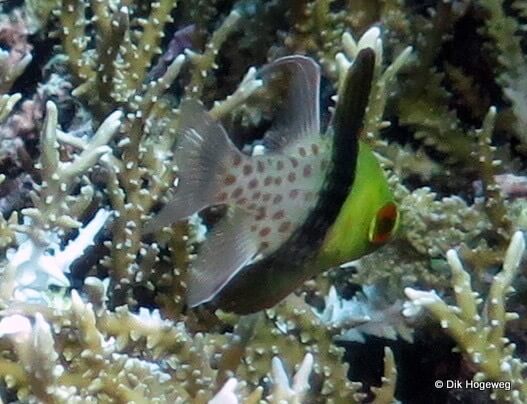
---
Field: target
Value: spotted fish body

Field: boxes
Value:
[146,48,398,313]
[212,139,330,254]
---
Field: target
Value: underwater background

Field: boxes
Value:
[0,0,526,402]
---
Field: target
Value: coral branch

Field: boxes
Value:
[405,232,527,401]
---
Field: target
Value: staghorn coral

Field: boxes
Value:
[478,0,527,145]
[316,285,414,344]
[405,231,527,402]
[0,0,526,402]
[0,93,20,124]
[0,9,32,94]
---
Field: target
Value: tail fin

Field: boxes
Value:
[144,100,240,233]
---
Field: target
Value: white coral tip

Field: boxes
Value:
[446,249,464,274]
[342,32,358,57]
[272,356,290,391]
[402,301,422,318]
[358,26,381,51]
[335,52,351,74]
[209,378,239,404]
[292,353,313,394]
[0,315,32,337]
[404,287,440,305]
[503,231,525,273]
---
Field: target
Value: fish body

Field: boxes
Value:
[146,48,398,313]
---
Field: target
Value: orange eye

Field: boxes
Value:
[369,202,399,245]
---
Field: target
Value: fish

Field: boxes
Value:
[145,48,399,314]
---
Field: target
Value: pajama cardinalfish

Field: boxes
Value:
[145,48,399,313]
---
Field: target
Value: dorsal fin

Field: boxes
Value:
[259,56,321,153]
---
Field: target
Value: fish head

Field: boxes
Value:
[318,140,398,267]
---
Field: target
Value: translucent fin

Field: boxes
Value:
[187,207,259,306]
[259,56,321,153]
[144,100,242,233]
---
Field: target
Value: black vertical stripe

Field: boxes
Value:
[211,49,376,313]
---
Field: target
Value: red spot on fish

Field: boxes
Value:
[290,157,299,168]
[273,195,283,204]
[231,187,243,199]
[255,207,266,220]
[278,221,291,233]
[243,164,253,176]
[272,210,284,220]
[224,174,236,185]
[252,191,261,200]
[232,154,242,167]
[287,172,296,183]
[248,178,259,189]
[216,192,228,202]
[303,164,312,177]
[289,190,299,199]
[259,227,271,237]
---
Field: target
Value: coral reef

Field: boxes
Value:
[405,231,526,402]
[0,0,526,402]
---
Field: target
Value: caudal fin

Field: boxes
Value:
[143,100,240,233]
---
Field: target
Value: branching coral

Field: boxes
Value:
[53,0,259,309]
[335,27,412,142]
[21,101,120,240]
[405,231,526,402]
[317,285,414,343]
[0,10,32,94]
[59,0,178,116]
[478,0,527,145]
[353,102,524,295]
[0,0,526,402]
[0,93,21,124]
[0,290,399,402]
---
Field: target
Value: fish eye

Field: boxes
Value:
[368,202,399,245]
